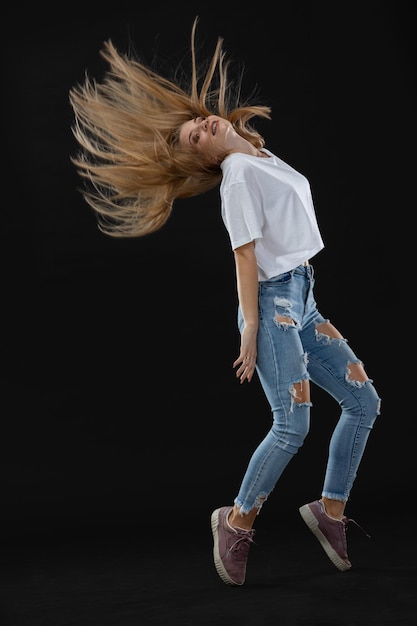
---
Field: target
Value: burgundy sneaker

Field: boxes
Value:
[299,499,368,571]
[211,506,256,585]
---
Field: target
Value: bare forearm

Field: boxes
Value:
[234,243,259,329]
[233,242,259,383]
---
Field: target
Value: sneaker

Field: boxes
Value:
[299,499,369,571]
[211,506,256,585]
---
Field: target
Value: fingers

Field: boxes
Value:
[233,355,255,368]
[233,355,256,384]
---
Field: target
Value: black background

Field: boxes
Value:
[3,1,414,540]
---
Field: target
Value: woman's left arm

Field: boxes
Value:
[233,241,258,383]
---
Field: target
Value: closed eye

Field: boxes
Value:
[188,117,207,145]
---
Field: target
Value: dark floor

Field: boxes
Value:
[1,508,415,626]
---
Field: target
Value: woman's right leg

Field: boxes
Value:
[210,312,310,586]
[232,270,313,520]
[211,269,312,585]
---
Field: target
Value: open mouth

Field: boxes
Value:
[212,121,217,135]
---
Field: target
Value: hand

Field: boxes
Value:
[233,352,256,384]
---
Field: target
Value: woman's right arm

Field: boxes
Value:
[233,241,258,383]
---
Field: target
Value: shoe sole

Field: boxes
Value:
[211,508,241,586]
[299,504,351,572]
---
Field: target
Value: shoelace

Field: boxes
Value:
[228,529,256,560]
[344,516,371,539]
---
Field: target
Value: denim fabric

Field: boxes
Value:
[235,264,381,513]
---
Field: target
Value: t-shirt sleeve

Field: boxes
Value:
[221,181,264,250]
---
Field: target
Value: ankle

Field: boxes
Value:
[228,507,256,531]
[321,498,345,521]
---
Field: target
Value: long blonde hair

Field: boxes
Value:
[69,17,271,237]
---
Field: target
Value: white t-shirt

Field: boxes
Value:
[220,149,324,280]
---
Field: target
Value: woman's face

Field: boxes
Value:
[178,115,239,163]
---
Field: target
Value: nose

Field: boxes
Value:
[196,116,208,130]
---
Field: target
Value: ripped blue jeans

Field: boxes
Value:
[235,263,381,514]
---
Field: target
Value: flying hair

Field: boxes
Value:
[69,17,271,237]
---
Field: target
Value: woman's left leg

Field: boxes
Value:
[300,317,381,505]
[298,314,381,570]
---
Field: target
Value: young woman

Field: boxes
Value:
[69,17,381,586]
